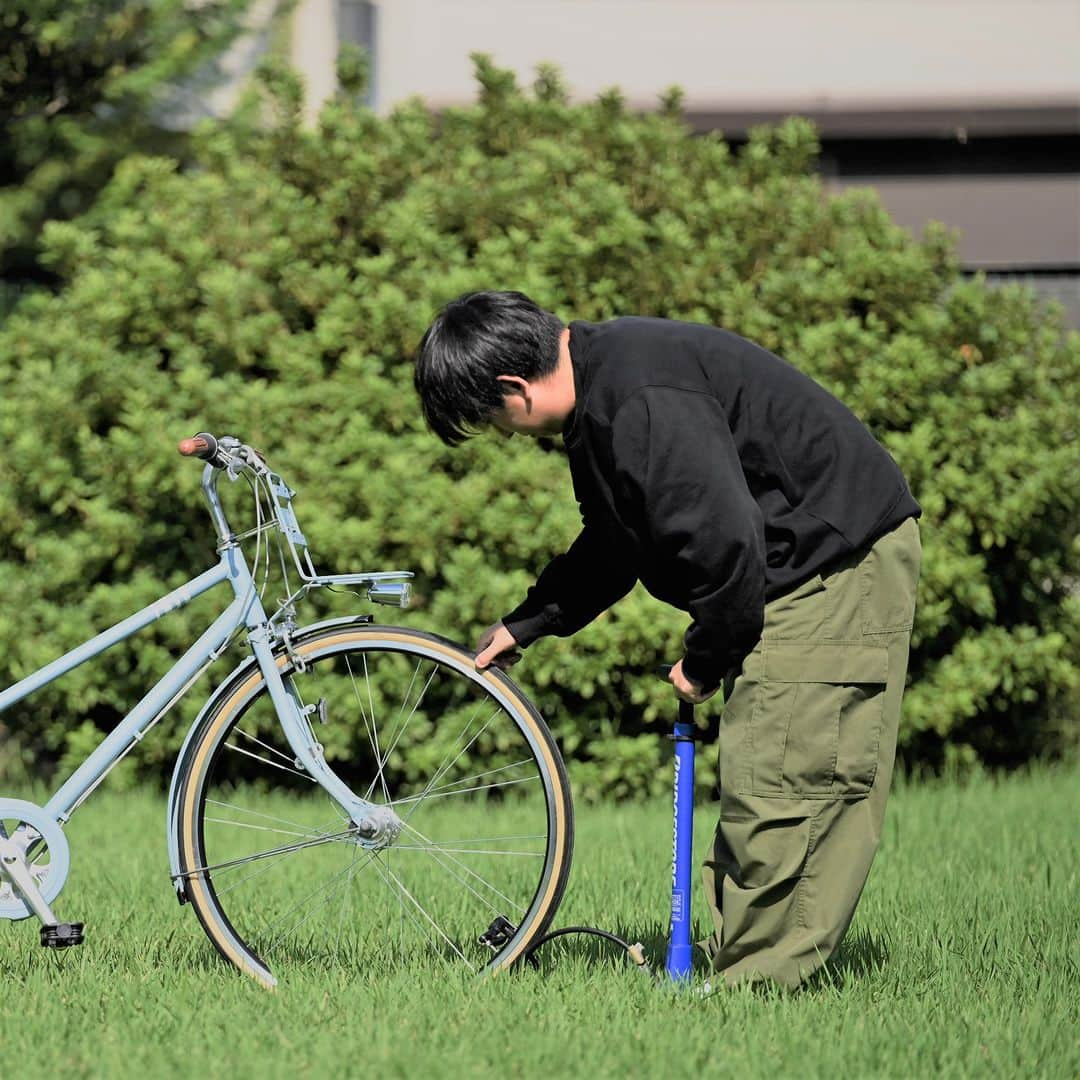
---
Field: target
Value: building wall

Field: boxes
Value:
[211,0,1080,323]
[371,0,1080,114]
[292,0,341,114]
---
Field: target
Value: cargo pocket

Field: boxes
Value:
[747,643,889,798]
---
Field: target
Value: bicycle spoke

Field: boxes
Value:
[225,741,315,783]
[335,846,363,957]
[394,773,541,806]
[346,654,390,804]
[400,706,503,824]
[404,700,487,803]
[369,854,455,970]
[411,833,547,846]
[212,815,346,898]
[371,856,476,970]
[396,758,537,801]
[399,821,526,915]
[363,662,439,802]
[203,818,318,840]
[392,844,506,920]
[233,727,297,768]
[265,849,380,951]
[189,828,356,877]
[392,845,545,857]
[205,799,330,836]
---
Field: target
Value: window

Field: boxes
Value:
[337,0,377,107]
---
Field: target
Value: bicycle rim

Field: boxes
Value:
[176,626,573,985]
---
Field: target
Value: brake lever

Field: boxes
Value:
[224,442,268,481]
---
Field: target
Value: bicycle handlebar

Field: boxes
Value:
[178,433,267,546]
[178,432,223,463]
[179,432,265,474]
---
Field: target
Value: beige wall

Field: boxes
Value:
[369,0,1080,277]
[292,0,340,122]
[374,0,1080,113]
[192,0,1080,302]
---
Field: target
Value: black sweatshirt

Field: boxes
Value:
[502,317,921,689]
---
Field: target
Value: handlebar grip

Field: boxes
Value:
[178,432,220,462]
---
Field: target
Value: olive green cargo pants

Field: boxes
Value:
[700,516,921,989]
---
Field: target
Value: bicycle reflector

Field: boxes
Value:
[368,582,411,608]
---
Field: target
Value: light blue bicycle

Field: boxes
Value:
[0,433,574,987]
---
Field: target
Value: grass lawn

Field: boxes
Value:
[2,764,1076,1078]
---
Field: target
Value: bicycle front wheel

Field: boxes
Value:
[175,625,572,987]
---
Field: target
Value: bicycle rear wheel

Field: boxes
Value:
[175,625,573,987]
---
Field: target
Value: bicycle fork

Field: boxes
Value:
[246,626,403,847]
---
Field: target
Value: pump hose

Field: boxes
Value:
[521,925,653,976]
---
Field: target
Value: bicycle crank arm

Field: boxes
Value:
[0,833,60,927]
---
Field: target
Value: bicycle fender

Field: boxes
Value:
[165,614,375,902]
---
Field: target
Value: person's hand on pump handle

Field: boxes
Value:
[666,659,718,706]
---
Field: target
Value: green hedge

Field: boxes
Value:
[1,54,1077,797]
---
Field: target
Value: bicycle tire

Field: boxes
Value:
[175,624,573,987]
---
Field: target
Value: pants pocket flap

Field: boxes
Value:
[763,643,888,684]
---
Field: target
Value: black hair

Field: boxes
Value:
[413,290,564,446]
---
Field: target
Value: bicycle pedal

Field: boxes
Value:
[478,915,517,952]
[40,922,84,948]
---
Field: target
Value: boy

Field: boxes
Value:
[414,289,921,989]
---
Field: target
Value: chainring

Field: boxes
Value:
[0,799,70,921]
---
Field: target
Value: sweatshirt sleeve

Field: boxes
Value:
[501,524,638,647]
[612,387,766,690]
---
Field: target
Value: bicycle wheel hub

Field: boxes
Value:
[352,805,403,849]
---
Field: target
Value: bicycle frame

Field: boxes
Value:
[0,551,255,824]
[0,457,408,850]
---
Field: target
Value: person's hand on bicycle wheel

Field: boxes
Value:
[475,622,522,670]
